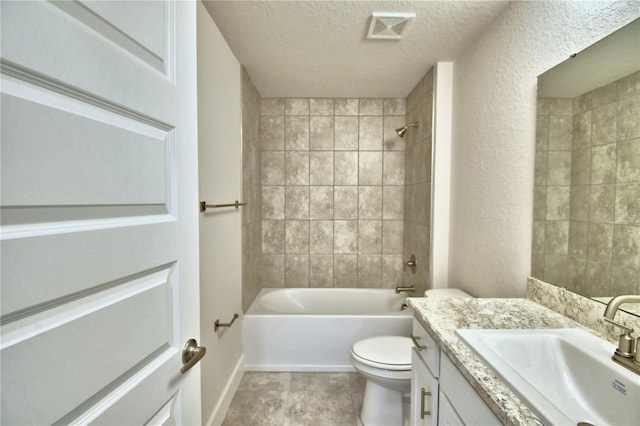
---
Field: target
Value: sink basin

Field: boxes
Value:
[456,328,640,426]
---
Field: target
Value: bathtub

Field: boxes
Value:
[243,288,413,371]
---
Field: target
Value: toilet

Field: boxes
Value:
[351,288,472,426]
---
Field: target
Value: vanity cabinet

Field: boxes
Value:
[410,319,500,426]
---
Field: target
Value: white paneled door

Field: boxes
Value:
[0,1,202,425]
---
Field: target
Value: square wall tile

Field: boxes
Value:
[285,220,310,254]
[310,186,334,219]
[262,186,285,219]
[334,255,358,287]
[548,116,572,150]
[382,221,404,254]
[615,184,640,225]
[384,99,406,116]
[358,186,382,219]
[587,223,613,262]
[261,151,285,185]
[261,254,285,287]
[285,116,310,150]
[285,186,309,219]
[334,220,357,254]
[334,99,358,115]
[589,184,615,223]
[618,95,640,141]
[612,225,640,268]
[359,116,383,150]
[591,103,617,146]
[545,221,569,255]
[285,98,309,115]
[590,144,616,184]
[383,152,405,185]
[546,186,570,221]
[383,186,404,220]
[285,255,309,287]
[569,185,589,222]
[358,220,382,254]
[260,116,285,150]
[262,220,285,254]
[357,255,381,287]
[310,98,334,116]
[310,116,334,150]
[334,152,358,185]
[261,98,284,115]
[359,152,383,185]
[546,151,571,186]
[359,99,383,115]
[310,151,334,185]
[310,221,333,254]
[310,255,333,287]
[334,186,358,219]
[617,138,640,183]
[334,117,359,150]
[285,152,309,185]
[382,255,403,286]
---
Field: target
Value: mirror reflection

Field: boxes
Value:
[533,18,640,315]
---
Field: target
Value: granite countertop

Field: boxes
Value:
[407,297,608,426]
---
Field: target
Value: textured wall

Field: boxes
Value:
[449,1,638,297]
[403,70,434,296]
[259,98,406,288]
[533,71,640,297]
[241,68,262,312]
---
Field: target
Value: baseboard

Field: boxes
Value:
[204,354,244,426]
[243,364,356,372]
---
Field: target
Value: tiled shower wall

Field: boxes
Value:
[259,98,407,288]
[241,68,262,311]
[533,71,640,296]
[403,70,434,296]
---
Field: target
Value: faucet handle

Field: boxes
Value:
[604,318,636,359]
[604,317,634,335]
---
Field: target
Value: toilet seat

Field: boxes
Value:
[351,336,412,371]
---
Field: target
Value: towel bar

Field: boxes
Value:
[200,200,246,212]
[214,313,239,331]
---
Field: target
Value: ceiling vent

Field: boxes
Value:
[367,12,415,40]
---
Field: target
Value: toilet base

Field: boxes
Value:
[360,380,404,426]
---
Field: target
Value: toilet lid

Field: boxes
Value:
[351,336,412,370]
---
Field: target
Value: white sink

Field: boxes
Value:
[456,328,640,426]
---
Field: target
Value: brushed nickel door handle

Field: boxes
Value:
[181,338,206,374]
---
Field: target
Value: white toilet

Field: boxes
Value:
[351,288,472,426]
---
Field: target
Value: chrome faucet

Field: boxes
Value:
[395,285,415,294]
[603,294,640,375]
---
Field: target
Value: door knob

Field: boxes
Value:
[181,338,206,374]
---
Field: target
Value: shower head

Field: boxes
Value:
[395,122,418,138]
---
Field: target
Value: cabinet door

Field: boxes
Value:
[438,392,464,426]
[411,349,438,426]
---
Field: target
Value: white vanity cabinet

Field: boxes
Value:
[411,319,501,426]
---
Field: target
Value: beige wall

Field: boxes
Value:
[196,3,243,423]
[259,98,407,288]
[241,68,262,312]
[448,1,638,297]
[403,70,434,296]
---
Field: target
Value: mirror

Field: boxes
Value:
[533,18,640,316]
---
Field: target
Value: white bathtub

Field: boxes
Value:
[243,288,413,372]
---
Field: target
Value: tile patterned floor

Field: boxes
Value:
[222,372,366,426]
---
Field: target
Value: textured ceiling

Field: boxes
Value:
[202,1,512,98]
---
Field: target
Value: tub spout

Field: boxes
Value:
[395,286,415,294]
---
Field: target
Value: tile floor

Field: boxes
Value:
[221,372,366,426]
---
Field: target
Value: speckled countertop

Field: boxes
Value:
[407,297,608,426]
